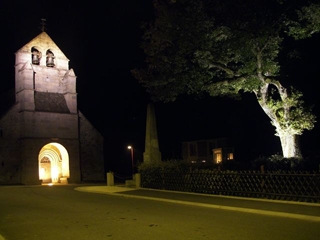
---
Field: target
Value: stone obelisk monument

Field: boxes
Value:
[143,103,162,163]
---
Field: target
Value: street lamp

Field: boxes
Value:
[127,146,134,177]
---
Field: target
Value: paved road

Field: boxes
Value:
[0,184,319,240]
[76,185,320,222]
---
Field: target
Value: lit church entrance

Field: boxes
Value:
[38,143,70,184]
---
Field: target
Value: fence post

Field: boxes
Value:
[107,172,114,186]
[260,165,266,194]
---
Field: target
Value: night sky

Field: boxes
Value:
[1,1,319,175]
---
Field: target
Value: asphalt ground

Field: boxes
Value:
[1,184,319,240]
[74,185,320,222]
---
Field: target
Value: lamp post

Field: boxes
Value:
[127,146,134,177]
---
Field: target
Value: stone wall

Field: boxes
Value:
[0,104,21,184]
[79,111,105,182]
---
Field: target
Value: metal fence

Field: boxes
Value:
[140,169,320,203]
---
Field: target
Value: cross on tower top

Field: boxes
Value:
[40,18,47,32]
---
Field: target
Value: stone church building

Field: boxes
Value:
[0,31,105,185]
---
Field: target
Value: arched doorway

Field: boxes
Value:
[38,143,70,184]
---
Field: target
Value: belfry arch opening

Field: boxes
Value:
[31,46,41,65]
[39,142,70,184]
[46,49,55,67]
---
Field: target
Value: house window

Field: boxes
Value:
[227,153,234,160]
[189,143,196,156]
[216,153,222,163]
[197,141,207,157]
[213,148,222,164]
[227,153,233,160]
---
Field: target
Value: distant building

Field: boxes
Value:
[182,138,234,164]
[0,31,105,185]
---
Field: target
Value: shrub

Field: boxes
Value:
[250,153,319,171]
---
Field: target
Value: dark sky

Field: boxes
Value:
[1,0,319,174]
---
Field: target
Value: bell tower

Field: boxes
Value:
[13,26,80,184]
[15,30,77,114]
[0,22,105,185]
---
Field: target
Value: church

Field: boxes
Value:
[0,30,105,185]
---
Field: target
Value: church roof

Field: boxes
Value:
[16,31,69,61]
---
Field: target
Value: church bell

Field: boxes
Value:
[46,50,55,67]
[31,48,41,65]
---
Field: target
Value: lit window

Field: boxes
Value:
[216,153,222,163]
[227,153,234,160]
[213,148,222,164]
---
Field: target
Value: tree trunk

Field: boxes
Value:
[278,133,301,158]
[257,86,302,159]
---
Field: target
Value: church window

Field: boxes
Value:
[31,47,41,65]
[46,49,55,67]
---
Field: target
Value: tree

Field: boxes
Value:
[132,0,320,158]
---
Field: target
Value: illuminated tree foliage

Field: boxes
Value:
[132,0,320,158]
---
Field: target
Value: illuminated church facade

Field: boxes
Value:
[0,31,105,185]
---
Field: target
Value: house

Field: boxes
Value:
[0,30,105,185]
[182,138,234,164]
